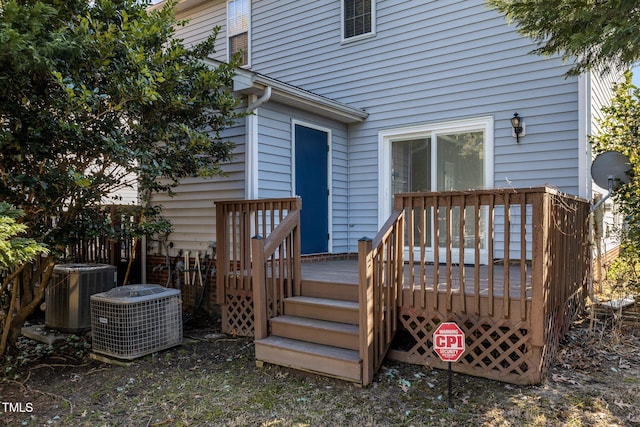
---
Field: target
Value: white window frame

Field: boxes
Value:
[227,0,251,67]
[378,116,494,225]
[341,0,376,43]
[379,117,494,264]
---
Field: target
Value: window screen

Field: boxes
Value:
[344,0,372,39]
[228,0,249,65]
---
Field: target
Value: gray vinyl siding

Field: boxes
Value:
[256,106,293,199]
[256,103,351,253]
[153,1,234,255]
[589,70,621,196]
[148,122,246,255]
[174,0,227,58]
[250,0,582,249]
[590,70,621,139]
[163,0,618,257]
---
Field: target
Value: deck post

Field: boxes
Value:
[293,201,302,296]
[531,192,549,349]
[215,202,227,305]
[395,211,405,315]
[358,237,374,386]
[251,235,268,340]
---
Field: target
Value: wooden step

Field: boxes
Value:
[270,315,359,350]
[299,279,358,302]
[254,336,361,383]
[284,296,359,325]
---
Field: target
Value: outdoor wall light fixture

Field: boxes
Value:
[511,112,525,143]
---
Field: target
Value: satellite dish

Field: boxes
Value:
[590,150,632,212]
[591,151,631,190]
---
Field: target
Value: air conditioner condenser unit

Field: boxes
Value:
[45,263,118,332]
[90,284,182,360]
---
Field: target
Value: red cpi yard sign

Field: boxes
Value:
[433,322,465,362]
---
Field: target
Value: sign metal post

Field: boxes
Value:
[433,322,466,410]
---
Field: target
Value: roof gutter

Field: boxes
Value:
[251,74,368,123]
[230,65,367,124]
[201,58,368,124]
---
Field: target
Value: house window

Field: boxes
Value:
[379,117,494,261]
[343,0,374,41]
[228,0,250,66]
[385,120,492,199]
[392,131,485,194]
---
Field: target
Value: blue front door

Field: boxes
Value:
[295,124,329,254]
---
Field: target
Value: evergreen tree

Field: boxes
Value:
[487,0,640,76]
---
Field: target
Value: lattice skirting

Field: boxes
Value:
[222,290,255,337]
[388,307,543,385]
[540,288,585,378]
[221,287,284,337]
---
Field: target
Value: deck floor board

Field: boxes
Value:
[300,259,532,298]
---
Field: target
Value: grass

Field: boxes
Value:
[0,317,638,426]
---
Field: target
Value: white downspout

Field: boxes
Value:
[246,86,272,113]
[578,73,590,199]
[245,87,272,199]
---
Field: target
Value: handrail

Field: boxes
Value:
[251,210,301,340]
[358,208,404,386]
[261,211,300,257]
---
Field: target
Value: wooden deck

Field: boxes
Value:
[301,259,532,298]
[217,188,591,386]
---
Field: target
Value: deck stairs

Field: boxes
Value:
[253,276,363,382]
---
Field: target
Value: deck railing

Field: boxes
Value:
[216,197,302,335]
[536,190,590,370]
[358,209,405,385]
[393,188,589,318]
[395,189,545,318]
[391,187,590,383]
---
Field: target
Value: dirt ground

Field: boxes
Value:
[1,310,639,427]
